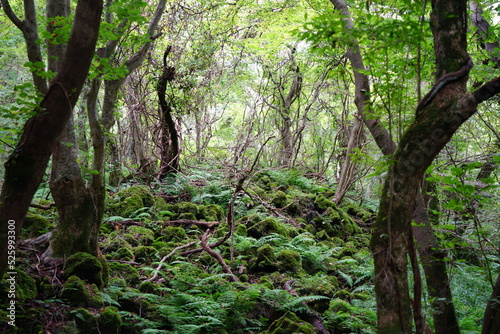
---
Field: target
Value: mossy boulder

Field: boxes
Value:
[170,202,199,218]
[116,185,155,207]
[134,245,157,263]
[72,308,97,333]
[199,204,224,221]
[249,244,277,273]
[63,252,104,288]
[271,190,288,208]
[108,262,140,285]
[60,276,103,307]
[234,224,247,236]
[138,280,162,295]
[103,235,135,261]
[263,311,315,334]
[247,217,288,239]
[98,306,122,334]
[276,250,302,274]
[314,194,337,211]
[107,194,144,218]
[162,226,188,242]
[124,226,155,246]
[2,269,37,302]
[153,196,170,211]
[22,213,53,238]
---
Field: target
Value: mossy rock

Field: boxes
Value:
[22,213,54,238]
[263,311,315,334]
[72,308,97,333]
[108,262,140,285]
[258,276,274,289]
[314,194,337,211]
[276,250,302,274]
[296,274,338,312]
[249,244,277,273]
[104,236,135,261]
[234,224,247,236]
[247,217,288,239]
[271,190,288,208]
[342,202,374,222]
[124,226,155,246]
[97,306,122,334]
[162,226,187,242]
[138,280,162,295]
[107,194,144,218]
[60,276,103,307]
[170,201,199,217]
[328,297,352,313]
[2,269,37,302]
[63,252,104,288]
[116,185,155,207]
[153,196,170,211]
[178,212,197,220]
[134,245,157,263]
[199,204,224,221]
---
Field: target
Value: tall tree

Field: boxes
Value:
[0,0,103,277]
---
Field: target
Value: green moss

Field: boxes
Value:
[172,201,199,216]
[108,262,140,285]
[329,297,352,312]
[247,217,288,239]
[263,311,315,334]
[271,190,288,208]
[153,196,170,211]
[98,306,122,333]
[315,194,337,211]
[276,250,302,274]
[178,212,196,220]
[104,236,135,261]
[72,308,97,333]
[116,185,155,207]
[107,194,144,218]
[63,252,104,288]
[163,226,187,242]
[125,226,155,246]
[199,204,224,221]
[138,280,162,295]
[3,269,37,302]
[250,244,277,272]
[22,213,53,238]
[234,223,247,236]
[60,276,103,307]
[134,245,157,263]
[258,276,274,289]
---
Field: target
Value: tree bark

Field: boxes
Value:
[157,47,180,179]
[0,0,103,276]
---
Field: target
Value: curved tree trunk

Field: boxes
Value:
[0,0,103,277]
[157,47,180,179]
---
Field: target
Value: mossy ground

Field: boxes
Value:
[0,170,392,333]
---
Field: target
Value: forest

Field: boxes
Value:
[0,0,499,333]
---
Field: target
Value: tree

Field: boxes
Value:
[0,0,103,277]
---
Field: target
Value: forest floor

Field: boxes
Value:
[0,168,491,333]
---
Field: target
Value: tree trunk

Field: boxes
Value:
[157,47,180,179]
[0,0,103,276]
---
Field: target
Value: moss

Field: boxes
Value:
[60,276,103,307]
[53,321,79,334]
[329,297,352,312]
[247,217,288,239]
[271,190,288,208]
[138,281,162,295]
[199,204,224,221]
[63,252,104,288]
[335,289,352,300]
[107,194,144,218]
[263,311,315,334]
[172,201,199,217]
[3,269,37,302]
[178,212,197,220]
[153,196,170,211]
[342,202,374,223]
[104,236,135,261]
[258,276,274,289]
[125,226,155,246]
[108,262,140,285]
[315,194,337,211]
[134,246,157,263]
[97,306,122,334]
[276,250,302,274]
[116,185,155,207]
[72,308,97,333]
[162,226,187,242]
[22,213,53,238]
[250,244,277,273]
[234,223,247,236]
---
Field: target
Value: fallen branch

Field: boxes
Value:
[200,228,238,282]
[146,241,197,282]
[30,202,56,210]
[164,219,220,228]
